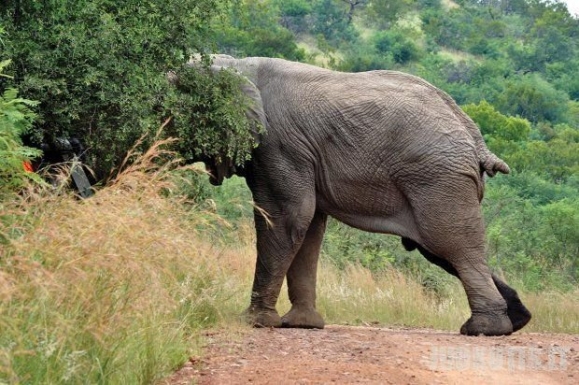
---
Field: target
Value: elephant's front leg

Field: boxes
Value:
[245,197,316,328]
[282,211,327,329]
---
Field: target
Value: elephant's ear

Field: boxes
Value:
[168,59,266,185]
[205,65,266,185]
[186,57,267,138]
[237,73,267,145]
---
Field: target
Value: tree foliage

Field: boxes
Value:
[463,100,531,141]
[0,0,251,178]
[495,74,571,124]
[214,0,305,60]
[164,65,263,165]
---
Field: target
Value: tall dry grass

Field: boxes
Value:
[1,139,578,384]
[316,263,579,334]
[317,262,468,330]
[0,139,253,384]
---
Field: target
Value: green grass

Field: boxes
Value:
[316,262,579,334]
[523,291,579,333]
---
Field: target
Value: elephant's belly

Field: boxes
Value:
[317,192,420,241]
[315,172,421,239]
[330,212,418,240]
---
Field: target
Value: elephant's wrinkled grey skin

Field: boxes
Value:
[189,55,531,336]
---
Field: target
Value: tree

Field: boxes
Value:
[1,0,250,178]
[539,199,579,269]
[495,74,570,124]
[341,0,369,23]
[506,133,579,184]
[462,100,530,141]
[214,0,305,60]
[276,0,313,33]
[365,0,413,27]
[372,30,423,64]
[311,0,358,44]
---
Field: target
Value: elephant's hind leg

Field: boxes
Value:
[282,211,327,329]
[491,276,531,332]
[403,238,531,332]
[407,184,513,335]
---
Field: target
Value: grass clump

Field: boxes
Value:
[316,261,467,331]
[0,139,252,384]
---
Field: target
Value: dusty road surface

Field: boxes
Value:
[165,326,579,384]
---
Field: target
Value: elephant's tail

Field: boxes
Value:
[390,71,511,178]
[480,152,510,177]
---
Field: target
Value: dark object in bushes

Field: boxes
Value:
[27,137,94,198]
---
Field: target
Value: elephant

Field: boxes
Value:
[181,55,532,336]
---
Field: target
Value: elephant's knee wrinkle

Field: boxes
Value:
[290,225,308,245]
[283,212,315,246]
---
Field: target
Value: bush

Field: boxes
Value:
[0,59,42,197]
[336,47,394,72]
[483,179,579,290]
[311,0,358,45]
[372,30,423,65]
[164,65,263,166]
[462,100,531,142]
[215,0,305,60]
[1,1,249,179]
[276,0,312,33]
[495,74,570,124]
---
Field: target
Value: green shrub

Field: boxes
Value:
[214,0,305,60]
[164,65,263,166]
[462,100,531,142]
[0,59,42,197]
[372,30,423,64]
[336,48,394,72]
[495,74,570,124]
[1,0,254,179]
[276,0,312,33]
[311,0,358,45]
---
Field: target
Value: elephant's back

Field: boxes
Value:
[266,67,477,155]
[264,65,468,137]
[258,60,481,180]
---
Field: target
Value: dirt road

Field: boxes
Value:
[165,326,579,384]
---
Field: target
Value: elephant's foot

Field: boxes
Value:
[460,312,513,336]
[243,306,282,328]
[492,275,532,332]
[281,306,325,329]
[507,302,532,332]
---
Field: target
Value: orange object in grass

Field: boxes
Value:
[23,161,34,172]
